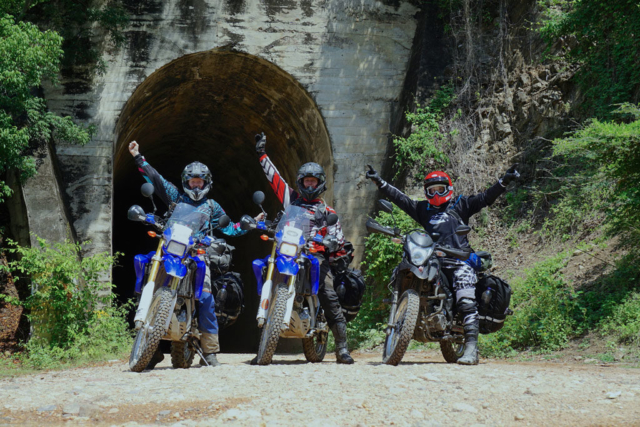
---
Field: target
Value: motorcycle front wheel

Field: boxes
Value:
[382,289,420,366]
[129,287,173,372]
[255,283,288,365]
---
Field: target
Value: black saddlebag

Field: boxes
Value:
[475,274,512,334]
[212,272,244,329]
[334,269,366,323]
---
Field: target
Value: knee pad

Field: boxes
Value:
[457,297,477,316]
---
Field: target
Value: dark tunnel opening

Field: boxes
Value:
[112,50,333,353]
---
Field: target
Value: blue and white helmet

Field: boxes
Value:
[181,161,212,202]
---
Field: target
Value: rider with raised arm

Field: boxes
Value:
[366,165,519,365]
[129,141,255,368]
[254,133,355,364]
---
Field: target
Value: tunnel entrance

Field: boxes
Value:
[113,50,332,353]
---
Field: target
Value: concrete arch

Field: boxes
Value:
[112,49,333,352]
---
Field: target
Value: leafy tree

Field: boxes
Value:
[0,13,92,202]
[541,0,640,118]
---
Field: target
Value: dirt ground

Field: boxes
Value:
[1,349,639,426]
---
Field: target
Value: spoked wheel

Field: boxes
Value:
[171,341,195,369]
[255,283,288,366]
[302,329,328,363]
[129,287,173,372]
[440,340,465,363]
[382,289,420,366]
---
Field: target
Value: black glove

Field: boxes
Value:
[255,132,266,156]
[500,164,520,186]
[365,165,385,188]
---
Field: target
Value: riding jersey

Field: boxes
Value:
[379,181,505,250]
[259,153,346,258]
[134,155,247,237]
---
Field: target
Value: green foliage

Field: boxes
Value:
[540,0,640,118]
[552,104,640,244]
[481,252,579,356]
[0,13,92,201]
[392,84,454,179]
[1,0,129,73]
[0,236,131,368]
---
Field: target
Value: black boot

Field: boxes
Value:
[457,322,479,365]
[331,322,354,364]
[146,347,164,370]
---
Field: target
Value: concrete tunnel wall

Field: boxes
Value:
[113,50,333,352]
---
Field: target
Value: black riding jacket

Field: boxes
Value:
[379,181,505,250]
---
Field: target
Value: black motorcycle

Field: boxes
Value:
[366,200,473,365]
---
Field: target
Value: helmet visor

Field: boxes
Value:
[426,184,448,197]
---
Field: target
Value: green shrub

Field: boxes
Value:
[481,252,579,356]
[0,236,131,368]
[392,84,454,178]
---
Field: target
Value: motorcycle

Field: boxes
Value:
[127,183,230,372]
[241,191,339,365]
[366,199,474,366]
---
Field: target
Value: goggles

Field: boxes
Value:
[426,184,449,197]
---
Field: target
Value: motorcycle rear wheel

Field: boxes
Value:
[302,330,328,363]
[382,289,420,366]
[255,283,288,365]
[171,341,195,369]
[129,287,173,372]
[440,340,465,363]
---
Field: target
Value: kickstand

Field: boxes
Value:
[192,339,209,367]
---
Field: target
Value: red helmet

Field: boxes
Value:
[424,171,453,207]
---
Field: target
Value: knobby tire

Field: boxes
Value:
[129,287,173,372]
[255,283,288,365]
[382,289,420,366]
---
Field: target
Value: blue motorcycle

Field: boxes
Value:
[127,183,229,372]
[242,192,339,365]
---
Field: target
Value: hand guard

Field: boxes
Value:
[255,132,266,156]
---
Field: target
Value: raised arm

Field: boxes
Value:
[255,133,296,208]
[365,166,420,223]
[129,141,180,207]
[462,164,519,218]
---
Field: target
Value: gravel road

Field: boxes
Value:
[1,350,639,426]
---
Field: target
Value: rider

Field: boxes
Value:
[365,165,519,365]
[129,141,254,368]
[254,133,355,364]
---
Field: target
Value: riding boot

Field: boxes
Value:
[457,321,479,365]
[146,347,164,370]
[199,333,221,367]
[331,322,354,364]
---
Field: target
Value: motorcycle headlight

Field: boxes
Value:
[279,242,298,257]
[408,241,432,266]
[166,240,187,257]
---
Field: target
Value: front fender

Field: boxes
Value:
[276,254,299,276]
[163,254,187,279]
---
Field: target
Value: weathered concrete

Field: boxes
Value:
[39,0,420,267]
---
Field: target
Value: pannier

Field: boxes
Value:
[334,269,366,322]
[475,274,512,334]
[212,272,244,329]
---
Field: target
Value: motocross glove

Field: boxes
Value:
[499,163,520,187]
[255,132,266,156]
[365,165,386,188]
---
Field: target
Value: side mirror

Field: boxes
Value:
[455,225,471,236]
[326,213,339,226]
[252,191,265,205]
[127,205,146,222]
[218,215,231,229]
[141,183,155,198]
[378,199,393,213]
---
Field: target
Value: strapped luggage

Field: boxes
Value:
[212,272,244,330]
[475,274,512,334]
[334,268,366,322]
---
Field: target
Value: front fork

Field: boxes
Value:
[134,239,164,324]
[256,242,278,327]
[386,287,399,335]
